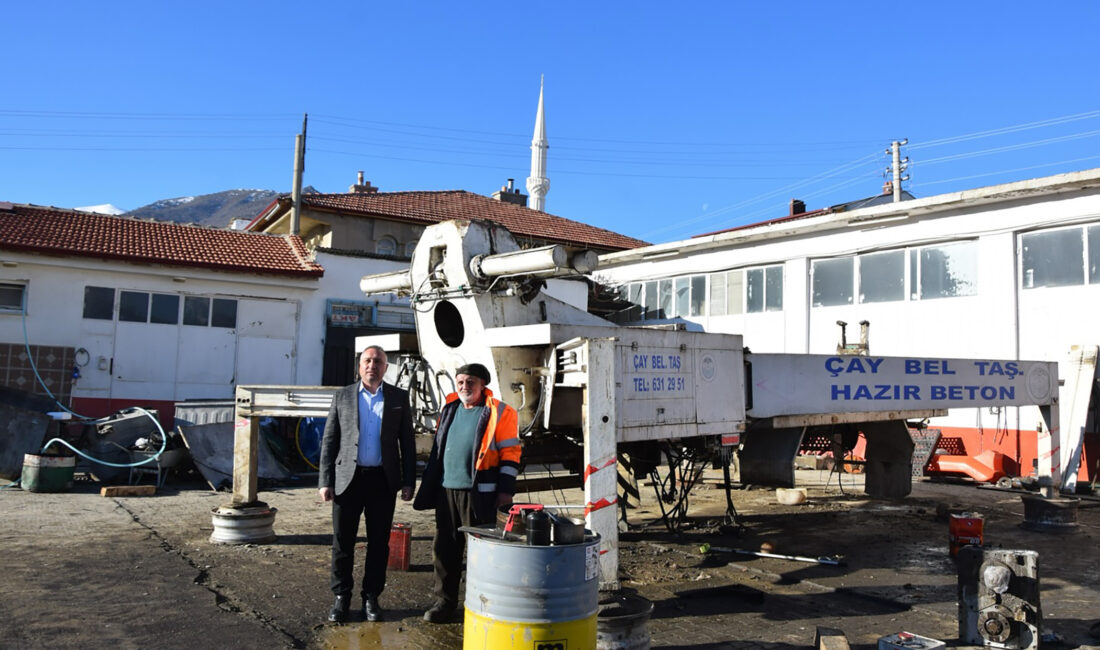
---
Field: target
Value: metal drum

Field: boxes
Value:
[463,527,600,649]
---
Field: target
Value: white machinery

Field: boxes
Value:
[354,219,1063,590]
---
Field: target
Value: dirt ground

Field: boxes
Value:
[1,466,1097,650]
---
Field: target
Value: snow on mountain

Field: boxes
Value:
[74,204,125,215]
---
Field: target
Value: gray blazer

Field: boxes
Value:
[318,382,416,496]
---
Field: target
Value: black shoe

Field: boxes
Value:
[328,594,351,623]
[423,601,455,623]
[361,596,383,622]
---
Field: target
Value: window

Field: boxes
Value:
[211,298,237,328]
[1022,228,1083,289]
[658,279,673,318]
[119,291,149,322]
[151,294,180,324]
[0,283,25,311]
[1089,225,1100,284]
[746,265,784,313]
[913,242,977,299]
[83,286,115,320]
[405,241,417,257]
[859,251,905,303]
[812,258,853,307]
[765,266,783,311]
[643,281,658,319]
[746,268,764,312]
[674,277,690,317]
[708,272,727,316]
[726,270,744,314]
[690,276,706,316]
[183,296,210,326]
[376,236,397,256]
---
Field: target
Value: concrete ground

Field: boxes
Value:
[0,467,1097,649]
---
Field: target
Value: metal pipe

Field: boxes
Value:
[472,245,568,279]
[360,270,413,295]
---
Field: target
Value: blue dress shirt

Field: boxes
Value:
[356,383,384,467]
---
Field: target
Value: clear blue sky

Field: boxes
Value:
[4,2,1099,243]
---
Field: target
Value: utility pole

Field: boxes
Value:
[290,113,308,236]
[884,139,909,202]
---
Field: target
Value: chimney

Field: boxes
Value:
[789,199,806,216]
[349,171,379,194]
[882,179,893,195]
[492,178,529,206]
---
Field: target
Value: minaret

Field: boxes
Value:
[526,76,550,212]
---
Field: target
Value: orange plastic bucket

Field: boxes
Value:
[948,512,983,556]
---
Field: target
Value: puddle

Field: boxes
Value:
[318,622,461,650]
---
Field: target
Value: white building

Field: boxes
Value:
[595,168,1100,482]
[0,202,409,426]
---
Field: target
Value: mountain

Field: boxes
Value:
[124,189,285,228]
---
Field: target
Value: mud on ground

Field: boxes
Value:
[0,468,1097,649]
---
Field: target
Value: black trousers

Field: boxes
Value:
[330,466,396,599]
[431,488,494,607]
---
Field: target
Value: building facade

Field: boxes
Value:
[595,169,1100,482]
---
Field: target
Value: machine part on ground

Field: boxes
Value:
[1020,493,1080,530]
[209,503,277,544]
[957,547,1041,650]
[463,525,600,649]
[877,632,945,650]
[20,453,75,493]
[597,593,654,650]
[699,543,845,566]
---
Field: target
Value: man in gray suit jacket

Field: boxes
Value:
[319,345,416,623]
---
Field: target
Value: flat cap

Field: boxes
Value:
[456,363,491,384]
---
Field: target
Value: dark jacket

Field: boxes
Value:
[318,382,416,496]
[412,388,522,520]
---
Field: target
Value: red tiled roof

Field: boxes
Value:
[0,203,324,277]
[289,191,648,251]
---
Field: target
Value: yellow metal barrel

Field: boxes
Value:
[463,527,600,650]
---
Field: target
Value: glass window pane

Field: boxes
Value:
[812,258,854,307]
[746,268,764,313]
[658,279,673,318]
[211,299,237,328]
[83,286,115,320]
[183,296,210,326]
[859,251,905,303]
[119,291,149,322]
[674,277,690,317]
[376,236,397,256]
[920,242,978,298]
[1022,229,1083,288]
[643,281,658,320]
[0,283,25,310]
[726,270,743,315]
[627,283,642,321]
[765,265,783,311]
[709,272,727,316]
[150,294,179,324]
[909,250,919,299]
[690,276,706,316]
[1089,225,1100,284]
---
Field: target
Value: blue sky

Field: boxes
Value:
[3,2,1099,243]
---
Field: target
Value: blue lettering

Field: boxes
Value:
[864,358,884,374]
[633,355,647,371]
[905,385,920,400]
[826,358,844,377]
[831,384,851,399]
[931,385,945,399]
[941,360,956,375]
[905,360,921,374]
[669,355,681,370]
[1004,362,1019,379]
[633,377,648,392]
[652,355,664,369]
[853,385,873,399]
